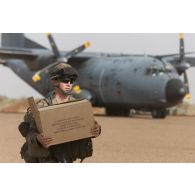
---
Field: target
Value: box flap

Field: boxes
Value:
[27,97,43,133]
[27,97,39,117]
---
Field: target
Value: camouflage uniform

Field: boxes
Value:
[20,92,93,163]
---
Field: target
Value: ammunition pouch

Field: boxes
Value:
[20,143,39,163]
[19,121,50,160]
[21,141,50,162]
[18,122,30,137]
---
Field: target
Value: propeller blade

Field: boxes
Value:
[32,71,41,82]
[183,71,190,94]
[32,61,58,82]
[65,41,91,59]
[154,33,193,61]
[46,33,61,58]
[179,33,185,62]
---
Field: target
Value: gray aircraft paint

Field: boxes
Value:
[0,33,195,103]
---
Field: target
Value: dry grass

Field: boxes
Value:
[1,95,195,116]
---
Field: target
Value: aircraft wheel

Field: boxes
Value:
[106,108,129,117]
[151,109,167,119]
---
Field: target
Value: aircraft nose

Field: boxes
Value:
[165,79,187,104]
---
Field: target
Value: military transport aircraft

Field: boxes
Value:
[0,33,194,118]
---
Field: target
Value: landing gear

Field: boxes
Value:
[151,109,167,119]
[106,107,130,116]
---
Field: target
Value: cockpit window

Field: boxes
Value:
[146,64,163,76]
[146,63,173,76]
[164,63,173,72]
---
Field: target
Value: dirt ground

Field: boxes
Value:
[0,112,195,163]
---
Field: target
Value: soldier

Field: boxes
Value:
[19,63,101,163]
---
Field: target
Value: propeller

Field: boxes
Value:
[32,33,91,82]
[154,33,192,99]
[177,33,190,95]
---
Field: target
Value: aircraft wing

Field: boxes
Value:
[164,56,195,67]
[0,48,37,61]
[184,57,195,67]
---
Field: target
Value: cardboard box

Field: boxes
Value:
[28,97,94,146]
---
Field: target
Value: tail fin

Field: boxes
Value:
[1,33,46,49]
[1,33,25,48]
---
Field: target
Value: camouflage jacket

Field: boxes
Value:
[20,92,91,163]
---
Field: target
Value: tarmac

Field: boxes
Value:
[0,112,195,163]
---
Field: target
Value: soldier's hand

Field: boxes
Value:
[37,133,53,148]
[91,121,101,137]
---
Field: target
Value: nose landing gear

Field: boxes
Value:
[151,109,168,119]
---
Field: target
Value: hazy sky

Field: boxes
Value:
[0,33,195,103]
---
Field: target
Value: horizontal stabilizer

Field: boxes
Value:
[0,48,37,60]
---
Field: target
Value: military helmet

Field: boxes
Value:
[50,63,78,81]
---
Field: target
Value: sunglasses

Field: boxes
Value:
[61,78,76,84]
